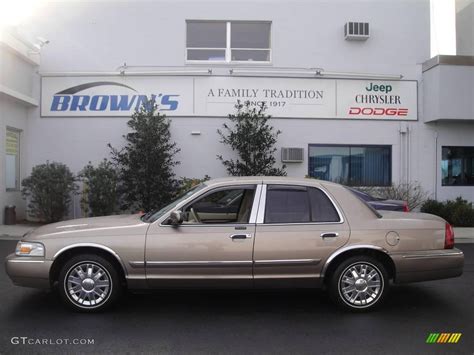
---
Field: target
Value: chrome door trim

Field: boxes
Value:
[254,258,321,266]
[129,261,145,268]
[146,260,253,268]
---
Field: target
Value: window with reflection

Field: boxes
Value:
[308,145,391,186]
[186,21,271,62]
[442,146,474,186]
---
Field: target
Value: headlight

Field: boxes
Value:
[15,242,45,257]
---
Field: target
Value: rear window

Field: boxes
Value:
[346,187,382,218]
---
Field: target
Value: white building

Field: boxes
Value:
[1,0,473,223]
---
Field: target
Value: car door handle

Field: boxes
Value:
[230,234,252,240]
[320,232,339,238]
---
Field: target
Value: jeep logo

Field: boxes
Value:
[365,82,392,94]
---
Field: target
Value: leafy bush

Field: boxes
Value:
[176,175,211,196]
[79,159,118,217]
[22,162,77,223]
[217,101,286,176]
[421,197,474,227]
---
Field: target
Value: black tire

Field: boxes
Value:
[58,254,122,312]
[329,255,389,312]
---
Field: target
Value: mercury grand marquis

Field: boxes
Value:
[5,177,464,312]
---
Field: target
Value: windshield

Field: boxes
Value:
[141,183,206,223]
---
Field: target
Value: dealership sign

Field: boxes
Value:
[41,76,417,120]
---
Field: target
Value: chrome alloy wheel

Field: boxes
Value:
[65,261,112,308]
[338,262,384,308]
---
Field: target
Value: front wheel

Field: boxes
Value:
[329,256,389,312]
[58,254,122,312]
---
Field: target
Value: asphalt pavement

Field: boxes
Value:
[0,240,473,355]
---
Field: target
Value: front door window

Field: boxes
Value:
[183,186,256,224]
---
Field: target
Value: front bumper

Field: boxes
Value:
[391,248,464,284]
[5,253,53,289]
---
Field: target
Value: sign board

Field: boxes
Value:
[41,76,417,120]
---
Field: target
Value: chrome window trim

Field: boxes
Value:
[257,184,344,225]
[248,184,263,224]
[256,184,267,224]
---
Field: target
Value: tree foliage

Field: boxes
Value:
[217,101,286,176]
[109,100,180,212]
[79,159,118,217]
[21,162,77,223]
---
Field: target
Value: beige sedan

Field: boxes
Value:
[5,177,464,312]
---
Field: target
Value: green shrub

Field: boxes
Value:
[451,204,474,227]
[79,159,118,217]
[421,196,474,227]
[22,162,77,223]
[420,199,446,219]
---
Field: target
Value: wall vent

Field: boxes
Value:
[281,147,304,163]
[344,22,370,41]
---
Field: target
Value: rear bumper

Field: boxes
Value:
[5,253,52,289]
[391,248,464,284]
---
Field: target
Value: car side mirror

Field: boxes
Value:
[168,210,183,226]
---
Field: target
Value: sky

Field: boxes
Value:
[0,0,459,57]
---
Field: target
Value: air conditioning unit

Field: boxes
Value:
[344,22,370,41]
[281,147,304,163]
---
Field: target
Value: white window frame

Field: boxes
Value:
[5,127,21,192]
[185,20,272,64]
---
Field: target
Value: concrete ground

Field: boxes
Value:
[0,240,473,354]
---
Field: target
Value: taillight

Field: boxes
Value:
[403,202,409,212]
[445,223,454,249]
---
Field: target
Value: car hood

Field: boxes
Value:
[24,214,148,240]
[379,210,445,223]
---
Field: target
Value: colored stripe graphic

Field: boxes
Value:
[426,333,462,344]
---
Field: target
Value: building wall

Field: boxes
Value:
[456,0,474,56]
[13,0,473,219]
[0,41,38,223]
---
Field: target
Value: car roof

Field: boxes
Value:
[205,176,341,188]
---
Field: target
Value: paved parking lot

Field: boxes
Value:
[0,239,473,354]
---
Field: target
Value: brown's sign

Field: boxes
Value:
[41,76,417,120]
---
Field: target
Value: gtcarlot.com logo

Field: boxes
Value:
[426,333,462,344]
[11,336,95,346]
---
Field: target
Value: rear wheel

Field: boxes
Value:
[58,254,122,312]
[329,256,389,312]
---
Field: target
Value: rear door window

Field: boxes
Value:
[264,186,310,223]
